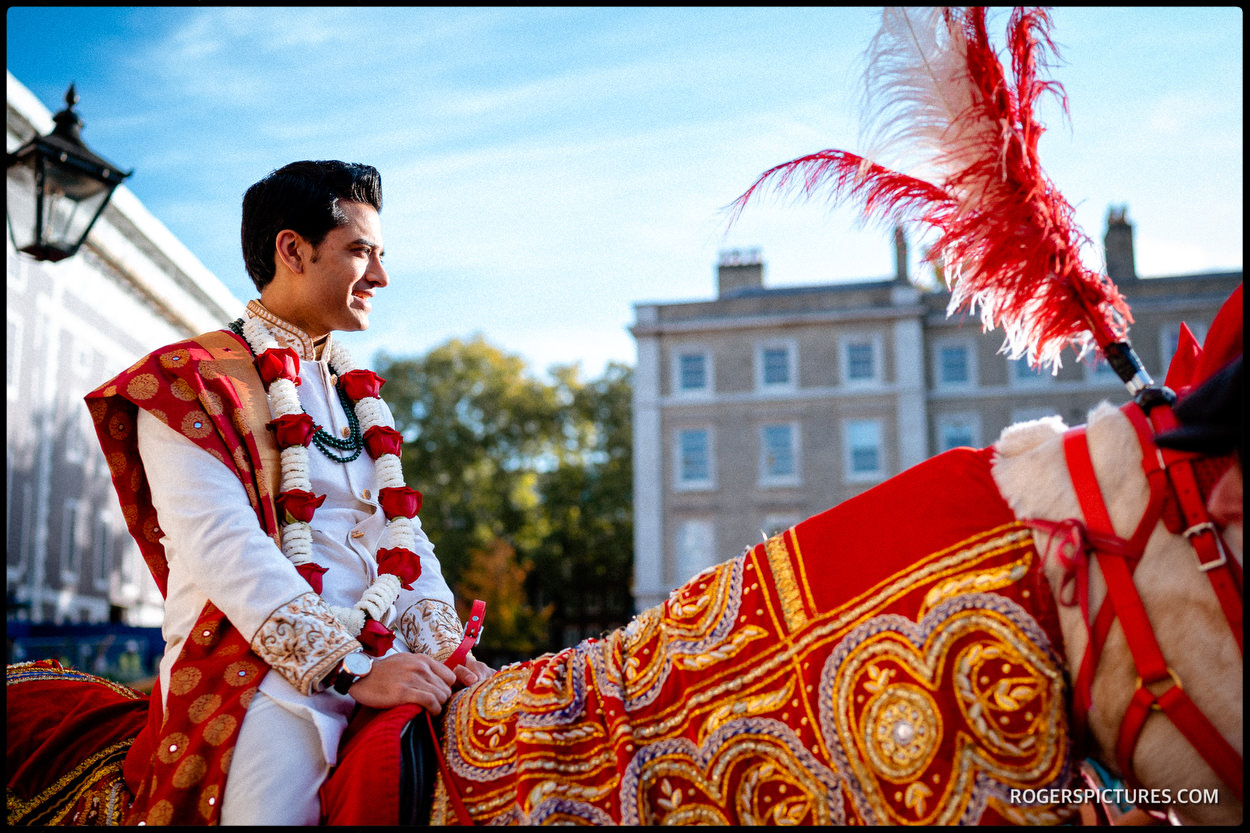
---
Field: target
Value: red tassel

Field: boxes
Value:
[730,8,1133,373]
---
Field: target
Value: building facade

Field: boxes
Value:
[630,216,1240,610]
[6,72,244,626]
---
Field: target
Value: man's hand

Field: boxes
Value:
[346,652,458,714]
[455,654,495,689]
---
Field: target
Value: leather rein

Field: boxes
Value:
[1030,398,1243,804]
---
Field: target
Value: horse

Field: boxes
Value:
[10,383,1241,825]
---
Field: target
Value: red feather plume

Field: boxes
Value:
[729,7,1134,374]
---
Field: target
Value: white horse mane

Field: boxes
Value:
[992,402,1243,825]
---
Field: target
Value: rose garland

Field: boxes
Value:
[240,312,424,656]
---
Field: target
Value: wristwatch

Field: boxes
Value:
[331,650,373,694]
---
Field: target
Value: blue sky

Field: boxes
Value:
[7,7,1243,378]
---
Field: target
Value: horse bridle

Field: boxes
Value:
[1030,393,1243,806]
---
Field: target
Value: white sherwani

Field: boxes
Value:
[136,302,462,824]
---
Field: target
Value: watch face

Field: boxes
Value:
[343,652,371,677]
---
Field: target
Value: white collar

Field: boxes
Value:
[245,299,331,361]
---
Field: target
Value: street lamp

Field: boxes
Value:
[6,83,132,263]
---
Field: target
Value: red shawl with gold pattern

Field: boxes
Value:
[84,329,282,825]
[432,446,1074,824]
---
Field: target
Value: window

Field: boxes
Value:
[676,519,717,583]
[62,499,87,579]
[936,413,980,452]
[7,312,21,402]
[757,341,796,389]
[65,408,90,465]
[844,419,884,481]
[93,512,114,589]
[1009,357,1050,387]
[675,428,713,488]
[847,343,874,380]
[840,336,881,386]
[760,423,799,484]
[73,341,95,379]
[676,351,710,394]
[934,339,975,388]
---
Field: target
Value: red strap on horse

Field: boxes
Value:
[427,599,485,826]
[1136,404,1243,651]
[1062,424,1243,801]
[1116,676,1244,804]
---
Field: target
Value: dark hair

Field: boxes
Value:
[240,160,383,291]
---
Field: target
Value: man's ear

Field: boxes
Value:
[275,229,305,274]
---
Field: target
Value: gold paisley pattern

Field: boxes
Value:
[821,597,1068,825]
[433,521,1074,826]
[398,599,464,662]
[249,591,359,694]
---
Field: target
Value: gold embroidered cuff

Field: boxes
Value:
[251,591,360,695]
[399,600,464,663]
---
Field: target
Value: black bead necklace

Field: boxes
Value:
[230,318,364,463]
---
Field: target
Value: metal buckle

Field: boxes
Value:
[1184,523,1229,572]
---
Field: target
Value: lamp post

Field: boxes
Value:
[6,83,132,263]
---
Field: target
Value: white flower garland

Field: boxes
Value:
[241,313,414,637]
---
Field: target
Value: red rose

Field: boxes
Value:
[359,619,396,657]
[276,489,327,523]
[340,369,385,400]
[363,424,404,459]
[267,413,317,448]
[377,547,422,590]
[295,562,328,595]
[378,486,422,519]
[256,347,301,387]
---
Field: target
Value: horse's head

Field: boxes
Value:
[992,396,1242,825]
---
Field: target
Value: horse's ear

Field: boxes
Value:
[1192,285,1243,387]
[1164,323,1203,394]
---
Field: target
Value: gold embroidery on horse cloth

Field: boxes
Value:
[6,739,133,826]
[432,522,1071,824]
[6,663,144,826]
[822,600,1069,825]
[765,531,808,632]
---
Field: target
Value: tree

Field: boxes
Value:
[453,537,552,665]
[376,337,559,590]
[375,338,634,656]
[531,362,634,646]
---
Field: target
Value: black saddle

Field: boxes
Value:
[398,711,441,825]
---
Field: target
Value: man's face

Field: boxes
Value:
[295,199,388,338]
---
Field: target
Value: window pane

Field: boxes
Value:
[762,424,794,477]
[851,446,880,472]
[679,429,709,481]
[847,342,874,380]
[847,420,882,475]
[1012,357,1046,382]
[679,353,706,390]
[762,347,790,385]
[940,422,975,450]
[677,519,716,580]
[939,345,968,384]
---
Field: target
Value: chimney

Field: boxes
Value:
[717,248,764,297]
[1104,206,1137,281]
[893,225,909,284]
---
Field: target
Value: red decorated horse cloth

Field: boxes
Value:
[433,446,1075,825]
[84,329,281,825]
[6,660,149,826]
